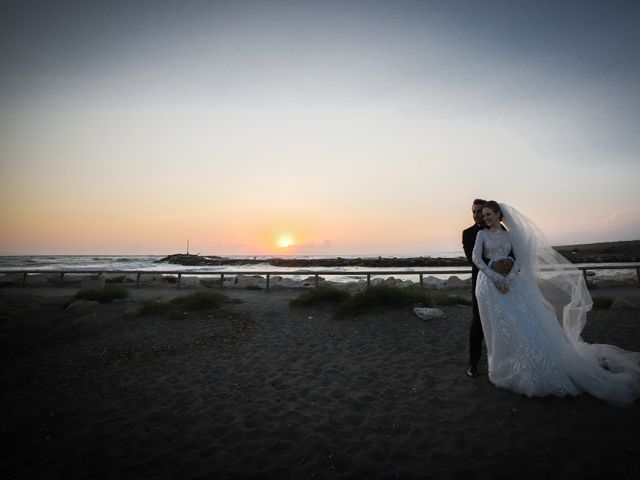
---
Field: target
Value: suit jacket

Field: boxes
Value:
[462,224,483,282]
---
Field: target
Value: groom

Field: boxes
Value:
[462,199,487,377]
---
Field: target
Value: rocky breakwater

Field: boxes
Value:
[155,254,471,268]
[555,240,640,264]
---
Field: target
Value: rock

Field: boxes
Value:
[280,277,302,288]
[303,276,327,287]
[156,253,472,268]
[27,274,57,285]
[610,297,640,310]
[234,275,265,288]
[67,300,100,314]
[371,277,408,288]
[81,275,105,290]
[444,276,466,289]
[103,273,136,283]
[179,276,200,288]
[139,274,165,283]
[0,273,23,285]
[413,307,446,320]
[592,271,638,288]
[422,276,445,289]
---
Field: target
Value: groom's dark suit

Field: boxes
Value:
[462,223,485,367]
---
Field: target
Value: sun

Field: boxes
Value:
[276,235,294,249]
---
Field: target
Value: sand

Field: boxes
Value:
[2,285,640,479]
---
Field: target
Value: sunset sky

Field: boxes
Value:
[1,0,639,255]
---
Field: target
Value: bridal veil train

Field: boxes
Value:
[472,203,640,406]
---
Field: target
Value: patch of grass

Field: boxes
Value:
[427,293,473,306]
[105,275,125,284]
[75,286,129,303]
[138,291,239,317]
[138,300,174,316]
[290,285,352,307]
[338,285,432,316]
[170,291,239,311]
[592,297,614,310]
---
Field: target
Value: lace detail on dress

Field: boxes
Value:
[472,229,518,283]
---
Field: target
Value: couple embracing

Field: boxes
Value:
[461,199,640,406]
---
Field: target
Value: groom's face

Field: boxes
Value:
[472,204,484,225]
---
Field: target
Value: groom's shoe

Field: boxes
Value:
[466,365,479,378]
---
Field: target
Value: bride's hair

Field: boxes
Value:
[483,200,503,220]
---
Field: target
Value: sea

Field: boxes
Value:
[0,253,471,284]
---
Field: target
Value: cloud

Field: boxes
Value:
[602,209,640,241]
[291,239,333,253]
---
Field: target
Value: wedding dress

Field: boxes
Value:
[472,204,640,406]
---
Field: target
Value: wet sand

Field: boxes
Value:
[1,286,640,479]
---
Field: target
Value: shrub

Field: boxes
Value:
[290,285,351,307]
[75,287,129,303]
[169,291,235,311]
[338,285,432,316]
[592,297,614,310]
[137,291,239,317]
[138,300,174,316]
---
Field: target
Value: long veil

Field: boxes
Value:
[500,203,640,405]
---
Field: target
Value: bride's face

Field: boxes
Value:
[482,208,501,228]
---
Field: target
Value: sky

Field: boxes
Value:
[1,0,639,255]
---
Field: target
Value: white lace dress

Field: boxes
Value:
[473,228,583,398]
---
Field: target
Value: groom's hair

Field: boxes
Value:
[473,198,487,206]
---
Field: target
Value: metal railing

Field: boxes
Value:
[1,263,639,289]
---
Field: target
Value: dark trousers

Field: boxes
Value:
[469,273,484,366]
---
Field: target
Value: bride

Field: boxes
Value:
[472,201,640,406]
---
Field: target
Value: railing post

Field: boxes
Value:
[266,274,270,290]
[367,274,371,287]
[419,273,424,287]
[220,273,224,289]
[22,272,27,286]
[136,272,141,288]
[59,272,65,287]
[315,274,319,288]
[177,273,182,289]
[636,267,640,286]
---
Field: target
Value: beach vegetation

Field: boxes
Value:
[170,291,239,311]
[290,285,351,307]
[75,287,129,303]
[138,300,174,316]
[337,285,432,316]
[138,291,240,317]
[592,297,614,310]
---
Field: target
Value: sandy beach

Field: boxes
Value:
[2,285,640,479]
